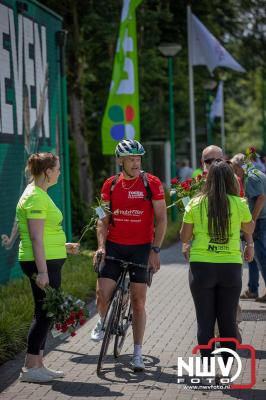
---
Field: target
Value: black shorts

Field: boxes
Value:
[99,241,151,284]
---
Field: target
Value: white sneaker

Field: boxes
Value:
[41,365,65,378]
[19,367,55,383]
[130,355,145,372]
[91,318,104,341]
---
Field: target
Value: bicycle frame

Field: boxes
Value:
[96,256,148,374]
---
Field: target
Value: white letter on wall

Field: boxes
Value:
[23,17,36,131]
[34,23,49,139]
[0,4,14,134]
[9,11,23,136]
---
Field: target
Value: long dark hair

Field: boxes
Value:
[200,160,240,243]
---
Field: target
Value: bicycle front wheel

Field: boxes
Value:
[97,288,122,375]
[114,298,132,358]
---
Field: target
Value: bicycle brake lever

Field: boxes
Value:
[147,268,153,287]
[93,252,105,273]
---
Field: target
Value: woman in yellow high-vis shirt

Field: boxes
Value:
[180,160,254,371]
[16,152,79,383]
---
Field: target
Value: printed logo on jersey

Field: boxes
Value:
[113,208,144,216]
[128,191,144,199]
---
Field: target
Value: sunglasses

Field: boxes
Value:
[203,158,221,165]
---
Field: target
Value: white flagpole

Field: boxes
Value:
[220,81,225,151]
[187,4,197,170]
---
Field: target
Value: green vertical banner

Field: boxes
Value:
[101,0,142,155]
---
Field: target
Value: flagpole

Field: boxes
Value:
[187,4,197,170]
[220,81,225,151]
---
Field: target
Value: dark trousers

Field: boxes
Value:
[20,259,65,355]
[248,218,266,293]
[189,262,242,363]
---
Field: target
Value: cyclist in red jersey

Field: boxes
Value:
[91,139,167,371]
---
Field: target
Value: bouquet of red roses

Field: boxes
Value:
[246,146,258,159]
[170,173,207,212]
[242,146,260,179]
[245,146,259,167]
[42,285,89,339]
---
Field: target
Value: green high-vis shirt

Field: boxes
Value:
[183,195,252,264]
[16,184,67,261]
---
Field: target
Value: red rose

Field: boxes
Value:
[203,171,208,176]
[61,323,68,333]
[71,331,77,337]
[77,310,84,318]
[66,317,75,326]
[55,323,61,331]
[187,178,193,184]
[171,177,179,185]
[79,318,86,326]
[181,181,190,191]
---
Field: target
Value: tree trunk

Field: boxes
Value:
[69,93,93,204]
[68,0,93,205]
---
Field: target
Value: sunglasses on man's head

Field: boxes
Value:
[203,157,222,165]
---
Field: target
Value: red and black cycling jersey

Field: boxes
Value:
[101,173,165,245]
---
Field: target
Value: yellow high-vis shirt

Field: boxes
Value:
[16,184,66,261]
[183,195,252,264]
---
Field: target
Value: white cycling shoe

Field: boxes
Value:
[19,367,55,383]
[91,318,104,342]
[130,355,145,372]
[41,365,65,378]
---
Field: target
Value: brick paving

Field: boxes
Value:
[1,243,266,399]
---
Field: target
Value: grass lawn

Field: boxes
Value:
[0,251,96,365]
[162,208,182,248]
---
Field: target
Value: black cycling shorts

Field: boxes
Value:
[99,241,151,284]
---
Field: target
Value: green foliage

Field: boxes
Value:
[223,68,263,154]
[0,278,32,365]
[69,139,100,248]
[69,139,83,234]
[163,189,182,247]
[163,217,182,248]
[0,252,96,365]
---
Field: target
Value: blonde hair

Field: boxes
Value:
[26,152,58,178]
[230,153,245,167]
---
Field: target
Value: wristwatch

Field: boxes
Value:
[246,242,254,247]
[151,246,161,253]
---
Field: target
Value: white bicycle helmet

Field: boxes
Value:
[115,139,145,157]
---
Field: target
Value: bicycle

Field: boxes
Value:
[95,255,152,375]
